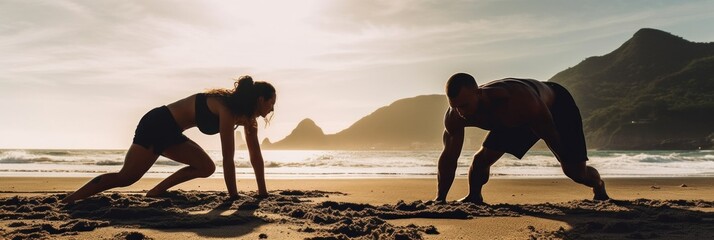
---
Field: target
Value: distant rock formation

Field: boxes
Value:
[263,118,327,149]
[261,138,272,147]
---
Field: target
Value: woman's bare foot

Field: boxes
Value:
[145,189,167,198]
[61,198,74,205]
[428,197,447,205]
[457,195,485,204]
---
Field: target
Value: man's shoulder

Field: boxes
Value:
[482,78,551,100]
[443,107,457,121]
[482,78,543,87]
[444,108,467,129]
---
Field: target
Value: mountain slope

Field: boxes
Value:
[330,95,449,148]
[267,28,714,150]
[264,95,487,150]
[550,28,714,149]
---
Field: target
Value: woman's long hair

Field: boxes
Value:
[206,75,276,119]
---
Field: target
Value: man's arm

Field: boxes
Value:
[435,110,465,201]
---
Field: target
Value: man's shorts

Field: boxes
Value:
[482,82,588,162]
[132,106,189,155]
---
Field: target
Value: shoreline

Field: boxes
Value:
[2,177,713,239]
[2,177,712,203]
[1,172,713,179]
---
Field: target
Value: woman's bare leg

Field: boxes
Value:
[62,144,158,203]
[146,140,215,197]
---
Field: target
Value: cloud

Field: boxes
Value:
[2,0,713,148]
[304,0,714,73]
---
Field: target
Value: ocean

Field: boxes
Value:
[1,149,713,179]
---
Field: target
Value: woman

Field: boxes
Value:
[62,76,276,203]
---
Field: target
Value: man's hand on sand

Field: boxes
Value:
[254,192,269,199]
[225,193,240,201]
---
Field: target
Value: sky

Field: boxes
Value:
[1,0,713,150]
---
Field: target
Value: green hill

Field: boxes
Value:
[550,28,714,149]
[266,28,714,150]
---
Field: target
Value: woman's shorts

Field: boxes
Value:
[132,106,189,155]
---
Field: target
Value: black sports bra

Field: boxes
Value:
[195,93,220,135]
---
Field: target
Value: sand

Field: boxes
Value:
[1,177,713,239]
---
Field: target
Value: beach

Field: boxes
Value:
[1,177,713,239]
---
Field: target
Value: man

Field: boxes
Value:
[435,73,609,204]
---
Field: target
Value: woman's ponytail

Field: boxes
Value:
[225,75,275,118]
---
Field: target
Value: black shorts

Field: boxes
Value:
[132,106,189,155]
[482,82,588,162]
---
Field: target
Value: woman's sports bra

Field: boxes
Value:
[195,93,220,135]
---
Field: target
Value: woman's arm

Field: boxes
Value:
[218,107,238,198]
[244,120,268,196]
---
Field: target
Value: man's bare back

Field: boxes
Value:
[446,78,556,131]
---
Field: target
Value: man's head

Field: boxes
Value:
[446,73,478,118]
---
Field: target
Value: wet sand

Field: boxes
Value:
[1,177,713,239]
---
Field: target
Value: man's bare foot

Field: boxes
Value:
[593,180,610,200]
[457,195,484,204]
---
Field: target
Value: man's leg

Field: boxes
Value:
[561,161,609,200]
[546,82,609,200]
[459,147,504,204]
